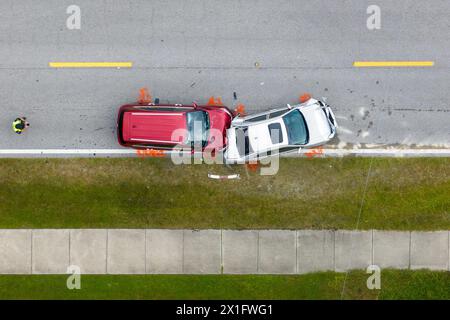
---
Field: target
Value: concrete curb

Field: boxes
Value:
[0,148,448,158]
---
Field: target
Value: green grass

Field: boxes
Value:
[0,270,448,299]
[0,157,448,229]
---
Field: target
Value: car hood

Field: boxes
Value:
[300,104,332,145]
[205,109,232,150]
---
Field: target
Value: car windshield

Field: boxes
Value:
[282,110,308,145]
[186,111,210,147]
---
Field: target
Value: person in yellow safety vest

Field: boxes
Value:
[12,117,30,134]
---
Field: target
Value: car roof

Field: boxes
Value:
[247,119,288,149]
[121,108,188,144]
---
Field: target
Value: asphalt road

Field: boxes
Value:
[0,0,449,150]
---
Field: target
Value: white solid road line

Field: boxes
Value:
[0,149,135,154]
[0,148,448,157]
[320,149,450,156]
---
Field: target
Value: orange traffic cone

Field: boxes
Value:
[304,146,324,158]
[245,162,259,172]
[137,149,166,158]
[207,96,223,106]
[234,103,246,116]
[138,87,152,104]
[299,93,311,103]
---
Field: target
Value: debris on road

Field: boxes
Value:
[208,173,240,180]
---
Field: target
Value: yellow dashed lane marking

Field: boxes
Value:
[353,61,434,67]
[49,62,133,68]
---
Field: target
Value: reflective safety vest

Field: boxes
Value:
[12,119,24,133]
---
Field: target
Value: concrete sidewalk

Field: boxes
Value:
[0,229,448,274]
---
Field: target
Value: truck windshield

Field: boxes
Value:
[186,111,210,147]
[282,110,309,145]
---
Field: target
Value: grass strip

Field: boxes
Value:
[0,157,448,229]
[0,270,448,299]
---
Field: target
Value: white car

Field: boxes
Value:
[224,97,337,163]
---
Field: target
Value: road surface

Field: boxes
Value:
[0,0,449,151]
